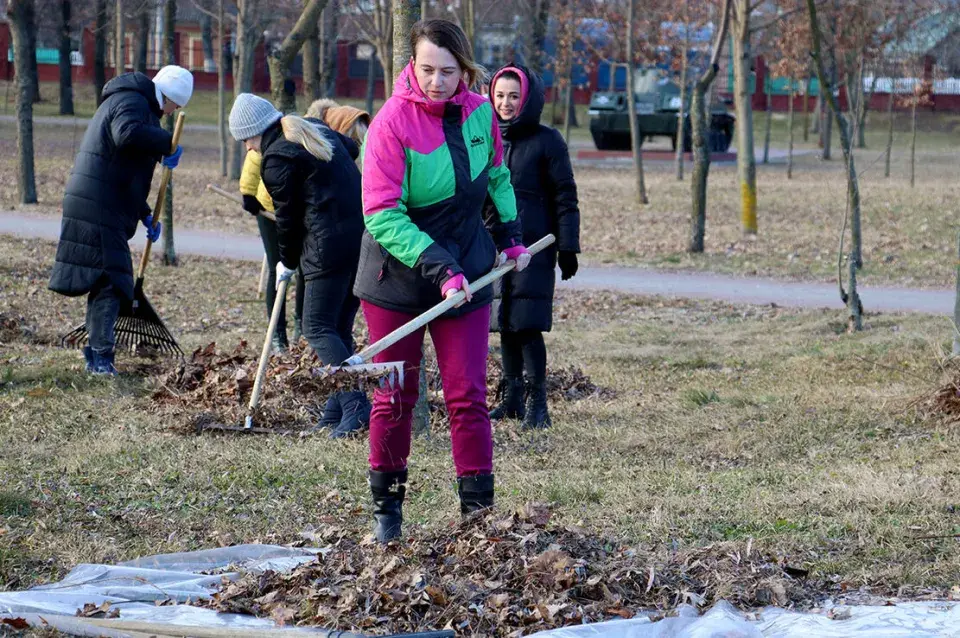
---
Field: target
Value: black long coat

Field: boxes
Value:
[48,73,172,300]
[485,64,580,333]
[259,119,364,280]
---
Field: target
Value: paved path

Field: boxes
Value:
[1,211,952,315]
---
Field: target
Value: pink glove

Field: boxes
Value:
[441,273,466,297]
[501,245,532,272]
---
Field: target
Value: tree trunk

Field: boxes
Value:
[884,76,895,178]
[856,60,871,149]
[322,0,339,98]
[365,46,377,116]
[58,0,74,115]
[910,97,917,189]
[762,73,772,164]
[802,73,811,142]
[812,92,821,135]
[787,88,795,179]
[200,12,215,72]
[689,0,731,254]
[26,0,40,103]
[806,0,862,331]
[8,0,39,204]
[268,0,328,113]
[675,10,688,181]
[732,3,756,235]
[563,60,576,140]
[625,0,648,205]
[463,0,475,59]
[380,38,393,99]
[229,2,263,179]
[530,0,549,75]
[218,0,227,177]
[134,2,149,73]
[422,0,428,19]
[303,25,321,100]
[162,0,177,266]
[115,0,124,76]
[94,0,107,104]
[821,63,834,159]
[393,0,420,85]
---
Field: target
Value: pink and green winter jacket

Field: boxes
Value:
[354,62,523,316]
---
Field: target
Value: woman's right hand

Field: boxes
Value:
[441,274,472,307]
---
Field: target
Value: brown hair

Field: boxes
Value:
[409,19,485,88]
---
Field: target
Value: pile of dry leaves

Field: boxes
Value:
[206,505,814,636]
[0,311,46,346]
[483,358,616,406]
[151,341,388,433]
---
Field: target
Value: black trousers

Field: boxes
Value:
[257,215,304,333]
[500,329,546,383]
[302,269,360,365]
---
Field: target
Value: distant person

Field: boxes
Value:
[48,66,193,375]
[485,63,580,429]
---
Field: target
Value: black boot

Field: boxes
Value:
[457,474,494,515]
[490,377,525,420]
[310,395,342,432]
[329,390,371,439]
[369,469,406,542]
[521,380,551,430]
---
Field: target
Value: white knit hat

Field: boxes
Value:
[229,93,283,141]
[153,65,194,108]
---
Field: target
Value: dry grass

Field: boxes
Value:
[2,233,960,623]
[4,109,957,288]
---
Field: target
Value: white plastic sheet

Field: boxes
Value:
[3,545,960,637]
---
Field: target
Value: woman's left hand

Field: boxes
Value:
[500,245,532,272]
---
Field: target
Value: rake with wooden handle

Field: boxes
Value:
[60,112,187,357]
[206,183,275,299]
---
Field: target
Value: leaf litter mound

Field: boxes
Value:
[205,504,816,636]
[150,341,389,433]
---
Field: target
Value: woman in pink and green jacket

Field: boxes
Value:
[356,19,531,543]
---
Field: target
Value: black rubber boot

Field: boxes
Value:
[369,469,406,543]
[457,474,494,515]
[521,380,551,430]
[330,391,371,439]
[310,395,342,432]
[489,377,525,420]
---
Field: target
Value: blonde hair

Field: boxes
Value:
[304,98,339,122]
[347,120,368,146]
[280,115,333,162]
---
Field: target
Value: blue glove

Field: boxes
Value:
[143,215,162,243]
[161,145,183,170]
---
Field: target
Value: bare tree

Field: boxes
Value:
[59,0,74,115]
[9,0,39,204]
[625,0,648,205]
[321,0,339,97]
[806,0,863,331]
[115,0,125,76]
[303,19,322,100]
[267,0,329,112]
[229,0,268,178]
[393,0,419,77]
[674,0,690,180]
[689,0,731,253]
[134,0,150,73]
[95,0,108,104]
[351,0,393,99]
[218,0,227,176]
[162,0,177,266]
[730,0,757,235]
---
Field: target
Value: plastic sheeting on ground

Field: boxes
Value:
[2,544,960,637]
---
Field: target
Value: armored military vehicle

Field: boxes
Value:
[588,67,735,153]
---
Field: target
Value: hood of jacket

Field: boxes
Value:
[101,72,163,117]
[490,63,544,139]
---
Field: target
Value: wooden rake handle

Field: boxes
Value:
[137,112,186,280]
[344,234,556,367]
[206,183,277,222]
[246,274,291,427]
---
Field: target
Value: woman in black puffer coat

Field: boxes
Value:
[229,93,369,438]
[484,64,581,430]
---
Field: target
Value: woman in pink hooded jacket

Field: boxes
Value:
[356,19,531,542]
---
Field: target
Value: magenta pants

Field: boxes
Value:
[362,301,493,477]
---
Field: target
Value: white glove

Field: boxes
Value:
[275,263,295,289]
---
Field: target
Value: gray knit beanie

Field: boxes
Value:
[229,93,283,141]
